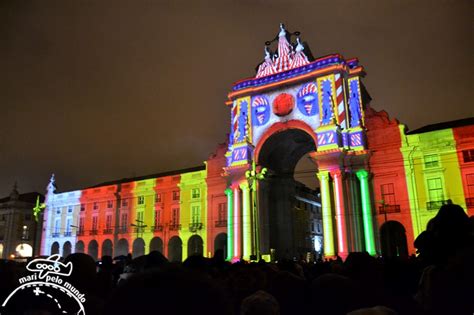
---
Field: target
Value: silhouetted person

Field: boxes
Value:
[414,204,474,314]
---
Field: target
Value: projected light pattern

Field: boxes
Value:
[41,24,474,264]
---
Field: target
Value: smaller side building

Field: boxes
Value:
[0,185,44,259]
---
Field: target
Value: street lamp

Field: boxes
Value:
[131,219,147,238]
[245,160,267,260]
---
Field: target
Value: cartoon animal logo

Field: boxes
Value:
[297,82,318,116]
[252,96,270,126]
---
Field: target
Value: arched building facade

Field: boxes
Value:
[40,25,474,261]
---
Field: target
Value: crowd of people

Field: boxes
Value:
[1,204,473,315]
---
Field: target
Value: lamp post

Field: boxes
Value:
[131,219,147,238]
[245,160,267,260]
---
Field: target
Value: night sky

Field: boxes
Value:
[1,0,472,196]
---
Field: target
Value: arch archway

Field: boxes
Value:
[16,243,33,257]
[63,241,72,258]
[115,238,129,257]
[75,240,84,253]
[214,233,227,258]
[150,237,163,253]
[102,239,113,257]
[168,236,182,262]
[187,235,204,257]
[88,240,99,260]
[132,238,145,258]
[380,220,408,258]
[51,242,60,255]
[257,127,318,260]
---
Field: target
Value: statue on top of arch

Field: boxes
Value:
[256,23,311,78]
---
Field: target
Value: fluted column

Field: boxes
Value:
[224,188,234,261]
[317,171,336,258]
[331,170,348,258]
[240,183,252,260]
[232,186,241,259]
[356,170,376,255]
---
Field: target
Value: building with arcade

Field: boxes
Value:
[40,24,474,261]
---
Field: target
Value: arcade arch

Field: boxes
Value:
[116,238,129,257]
[214,233,227,258]
[380,221,408,258]
[168,236,182,262]
[51,242,60,255]
[63,241,72,258]
[257,128,318,260]
[187,235,203,257]
[88,240,99,260]
[132,238,145,258]
[16,243,33,257]
[102,239,113,257]
[75,240,84,253]
[150,237,163,253]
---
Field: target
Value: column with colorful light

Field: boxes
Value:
[317,171,336,257]
[245,161,267,260]
[332,170,348,258]
[356,169,376,255]
[224,188,234,260]
[240,183,252,260]
[232,185,241,259]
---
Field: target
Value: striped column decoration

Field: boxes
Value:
[335,73,346,129]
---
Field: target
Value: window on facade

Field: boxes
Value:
[381,183,396,205]
[424,154,440,168]
[121,213,128,229]
[80,204,85,211]
[463,149,474,163]
[467,174,474,196]
[154,210,162,226]
[427,178,444,201]
[54,220,60,235]
[107,200,113,208]
[22,225,29,240]
[155,193,162,203]
[191,188,201,199]
[68,206,73,213]
[122,199,128,207]
[466,174,474,207]
[137,196,145,205]
[65,218,71,235]
[56,208,61,214]
[316,222,322,234]
[106,214,112,230]
[93,202,99,210]
[79,217,85,233]
[172,208,179,225]
[191,206,201,224]
[172,190,180,201]
[92,216,98,232]
[218,203,226,222]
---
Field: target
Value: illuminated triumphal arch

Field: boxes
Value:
[224,24,375,260]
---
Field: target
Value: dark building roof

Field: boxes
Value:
[88,165,206,189]
[0,192,44,204]
[407,117,474,135]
